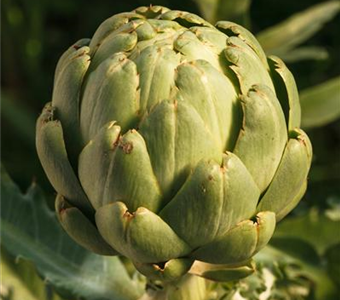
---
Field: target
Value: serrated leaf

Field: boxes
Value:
[254,209,340,299]
[300,76,340,129]
[1,248,65,300]
[273,209,340,255]
[0,165,142,300]
[256,1,340,56]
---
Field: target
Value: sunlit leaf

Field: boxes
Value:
[255,245,338,300]
[256,1,340,56]
[300,76,340,129]
[0,165,142,300]
[279,46,329,63]
[194,0,251,25]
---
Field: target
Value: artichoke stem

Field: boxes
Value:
[138,289,167,300]
[138,274,207,300]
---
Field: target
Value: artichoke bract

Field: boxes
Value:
[36,6,312,280]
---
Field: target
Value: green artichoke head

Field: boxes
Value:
[36,6,312,281]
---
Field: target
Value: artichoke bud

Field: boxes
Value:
[36,5,312,281]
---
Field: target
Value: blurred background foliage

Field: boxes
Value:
[1,0,340,299]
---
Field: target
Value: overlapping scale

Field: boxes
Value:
[36,103,93,215]
[95,201,191,263]
[268,56,301,130]
[134,45,180,112]
[233,84,287,192]
[191,212,275,264]
[89,31,138,71]
[78,121,121,210]
[139,100,222,203]
[80,53,140,142]
[257,129,312,221]
[160,153,260,248]
[55,195,116,255]
[52,41,90,162]
[174,59,240,150]
[224,36,275,94]
[216,21,269,69]
[89,12,144,55]
[174,30,221,71]
[191,26,228,54]
[101,130,163,212]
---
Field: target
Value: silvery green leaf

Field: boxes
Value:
[0,165,142,300]
[257,1,340,56]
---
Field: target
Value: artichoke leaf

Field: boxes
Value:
[191,211,275,264]
[268,56,301,130]
[139,100,221,205]
[224,36,275,95]
[300,76,340,129]
[257,129,312,221]
[95,201,191,263]
[52,43,90,163]
[55,195,117,256]
[279,46,329,62]
[233,84,288,193]
[36,103,93,215]
[80,53,140,142]
[160,153,260,248]
[216,21,268,69]
[78,121,121,210]
[256,1,340,55]
[102,130,163,213]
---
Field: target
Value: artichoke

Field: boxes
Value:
[36,6,312,281]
